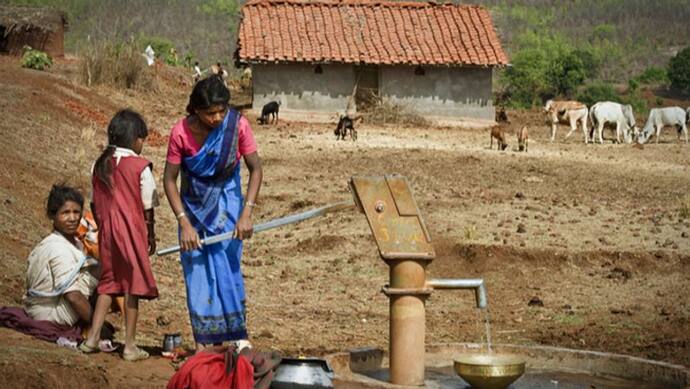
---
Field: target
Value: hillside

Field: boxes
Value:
[3,0,690,81]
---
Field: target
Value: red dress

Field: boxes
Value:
[92,156,158,299]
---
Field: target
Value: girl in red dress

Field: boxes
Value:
[80,109,159,361]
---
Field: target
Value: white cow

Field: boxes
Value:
[589,101,637,144]
[637,106,688,144]
[544,100,589,143]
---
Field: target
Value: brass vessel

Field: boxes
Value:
[454,354,525,389]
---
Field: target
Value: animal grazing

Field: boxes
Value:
[257,101,281,125]
[334,115,357,141]
[544,100,589,143]
[637,106,688,144]
[589,101,637,144]
[516,126,528,152]
[489,126,508,151]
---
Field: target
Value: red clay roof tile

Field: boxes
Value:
[237,0,508,66]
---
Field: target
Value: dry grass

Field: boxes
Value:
[359,90,431,127]
[79,40,158,91]
[679,194,690,219]
[463,225,478,241]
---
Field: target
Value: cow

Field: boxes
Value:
[589,101,637,144]
[334,115,357,141]
[489,126,508,151]
[637,106,688,144]
[544,100,589,143]
[516,126,528,152]
[257,101,281,125]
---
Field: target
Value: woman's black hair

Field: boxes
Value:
[46,183,84,218]
[93,109,149,188]
[186,75,230,116]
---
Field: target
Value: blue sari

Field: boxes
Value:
[179,109,247,344]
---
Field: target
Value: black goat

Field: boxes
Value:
[257,101,281,125]
[334,115,357,141]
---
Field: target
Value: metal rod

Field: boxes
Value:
[426,278,488,309]
[156,200,354,256]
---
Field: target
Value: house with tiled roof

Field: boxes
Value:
[236,0,508,124]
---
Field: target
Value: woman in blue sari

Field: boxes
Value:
[163,76,263,348]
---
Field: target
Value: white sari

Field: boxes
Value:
[23,232,100,326]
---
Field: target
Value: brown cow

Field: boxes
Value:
[489,126,508,151]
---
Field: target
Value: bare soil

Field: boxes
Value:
[0,55,688,388]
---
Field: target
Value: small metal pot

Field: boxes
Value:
[271,358,334,389]
[162,333,181,352]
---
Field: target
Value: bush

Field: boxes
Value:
[80,40,157,90]
[636,66,669,85]
[138,36,180,66]
[499,32,594,107]
[546,52,587,97]
[668,46,690,94]
[576,81,620,107]
[622,90,647,114]
[20,46,52,71]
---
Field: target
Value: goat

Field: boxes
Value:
[334,115,357,141]
[489,126,508,151]
[257,101,281,125]
[516,126,528,152]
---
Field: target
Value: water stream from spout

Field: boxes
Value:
[484,309,493,353]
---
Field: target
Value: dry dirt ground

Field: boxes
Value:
[0,55,689,388]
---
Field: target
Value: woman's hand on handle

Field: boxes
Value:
[179,218,201,251]
[234,211,253,240]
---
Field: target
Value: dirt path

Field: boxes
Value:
[0,56,688,387]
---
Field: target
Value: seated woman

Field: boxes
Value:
[23,184,101,327]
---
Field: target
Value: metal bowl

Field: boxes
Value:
[454,354,525,389]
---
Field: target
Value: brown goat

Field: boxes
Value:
[489,126,508,151]
[516,126,529,152]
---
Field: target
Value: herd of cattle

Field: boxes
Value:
[543,100,689,145]
[255,99,689,148]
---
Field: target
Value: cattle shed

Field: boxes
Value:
[0,5,67,57]
[236,0,508,125]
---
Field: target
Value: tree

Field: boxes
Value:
[668,46,690,94]
[547,52,587,97]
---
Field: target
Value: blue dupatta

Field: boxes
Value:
[181,109,240,234]
[179,109,248,344]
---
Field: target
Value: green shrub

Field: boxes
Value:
[668,46,690,94]
[637,66,669,84]
[20,46,52,71]
[622,90,648,114]
[571,49,600,79]
[655,97,664,106]
[500,32,594,107]
[547,52,588,97]
[138,35,181,66]
[575,81,619,107]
